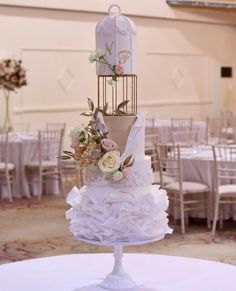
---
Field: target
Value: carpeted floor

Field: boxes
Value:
[0,194,236,266]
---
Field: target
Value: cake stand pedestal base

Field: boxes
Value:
[100,245,136,290]
[76,237,164,291]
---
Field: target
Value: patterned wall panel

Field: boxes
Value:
[18,48,97,113]
[145,52,209,103]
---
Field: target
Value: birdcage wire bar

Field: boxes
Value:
[97,75,137,115]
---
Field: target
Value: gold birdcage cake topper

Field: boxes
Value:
[97,75,137,115]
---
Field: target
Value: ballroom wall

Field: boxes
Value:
[0,0,236,137]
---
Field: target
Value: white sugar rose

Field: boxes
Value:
[112,170,124,181]
[98,151,120,174]
[69,125,87,148]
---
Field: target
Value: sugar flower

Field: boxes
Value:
[122,167,132,179]
[98,151,121,174]
[101,138,118,152]
[89,49,124,86]
[112,170,124,181]
[114,64,124,76]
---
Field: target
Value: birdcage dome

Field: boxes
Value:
[96,4,137,75]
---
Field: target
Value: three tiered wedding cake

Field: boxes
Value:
[65,5,172,244]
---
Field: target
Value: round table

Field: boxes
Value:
[0,254,235,290]
[0,132,60,199]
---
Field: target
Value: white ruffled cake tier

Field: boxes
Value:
[66,184,172,244]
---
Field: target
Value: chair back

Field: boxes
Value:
[0,131,9,169]
[155,144,182,188]
[220,111,234,128]
[171,118,193,132]
[206,117,221,145]
[145,134,159,171]
[145,118,155,135]
[46,122,66,131]
[38,129,64,166]
[212,145,236,188]
[171,129,199,147]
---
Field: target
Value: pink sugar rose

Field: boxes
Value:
[88,148,101,161]
[114,64,124,76]
[123,167,132,179]
[101,138,118,152]
[70,138,80,149]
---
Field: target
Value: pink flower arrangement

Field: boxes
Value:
[0,59,27,91]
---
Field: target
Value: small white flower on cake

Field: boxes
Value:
[112,170,124,181]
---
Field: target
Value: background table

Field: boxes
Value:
[0,132,59,199]
[0,254,235,290]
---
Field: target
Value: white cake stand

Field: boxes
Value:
[79,235,164,290]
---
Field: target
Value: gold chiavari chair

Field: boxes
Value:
[25,129,65,200]
[156,144,211,234]
[212,145,236,238]
[0,131,15,201]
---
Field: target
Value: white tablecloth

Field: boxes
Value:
[0,254,235,291]
[146,119,206,144]
[0,132,59,199]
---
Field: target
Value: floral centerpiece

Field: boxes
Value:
[61,98,134,182]
[89,49,124,86]
[0,59,27,131]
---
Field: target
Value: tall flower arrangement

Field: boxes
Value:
[0,59,27,131]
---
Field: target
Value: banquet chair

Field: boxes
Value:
[145,134,159,172]
[171,129,199,148]
[221,111,234,127]
[171,118,193,132]
[212,145,236,237]
[145,134,173,185]
[145,118,156,135]
[12,123,30,133]
[156,144,211,234]
[25,129,65,200]
[61,159,84,189]
[220,111,234,143]
[46,122,66,131]
[205,117,222,145]
[0,132,15,202]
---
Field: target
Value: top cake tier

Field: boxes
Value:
[96,4,137,76]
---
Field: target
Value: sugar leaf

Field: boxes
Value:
[117,100,129,110]
[87,98,94,112]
